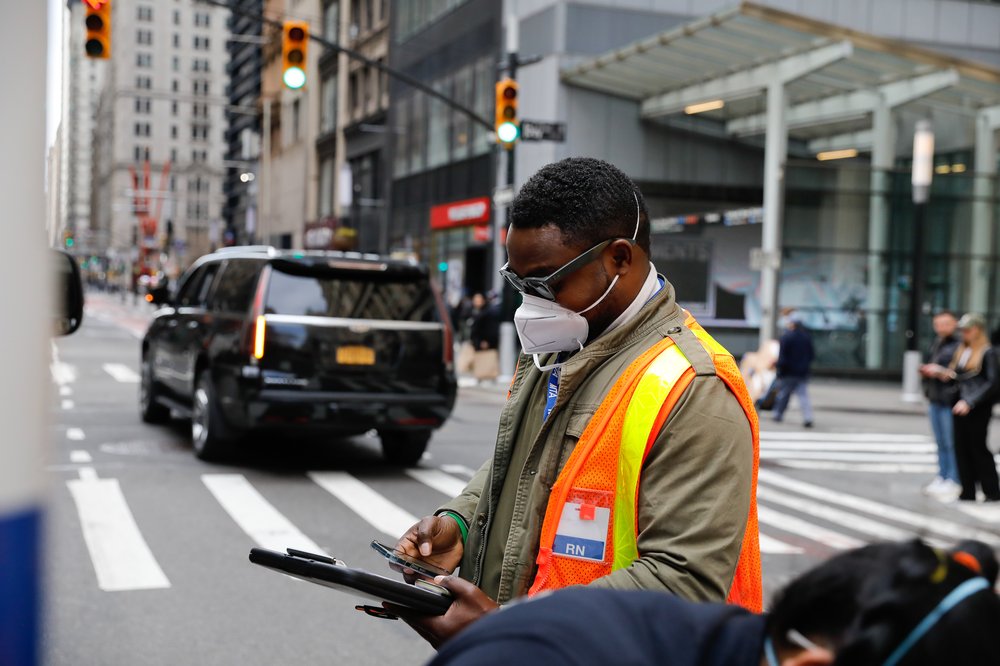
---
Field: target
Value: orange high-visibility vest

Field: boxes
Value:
[528,314,762,612]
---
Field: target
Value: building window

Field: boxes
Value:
[427,78,450,169]
[136,53,153,68]
[173,34,180,48]
[321,72,337,134]
[134,123,151,137]
[137,29,153,45]
[170,148,177,162]
[171,101,178,115]
[323,1,339,41]
[194,12,211,27]
[134,97,151,114]
[134,146,151,161]
[194,36,210,50]
[173,56,180,72]
[136,76,152,89]
[393,96,409,177]
[319,157,334,216]
[137,6,153,21]
[191,124,210,141]
[451,64,472,161]
[171,125,178,139]
[349,71,361,118]
[173,10,180,25]
[172,80,179,92]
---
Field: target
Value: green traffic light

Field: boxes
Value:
[283,66,306,90]
[65,237,74,248]
[497,121,519,144]
[438,261,448,272]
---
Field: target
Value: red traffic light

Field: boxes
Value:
[502,86,517,100]
[288,26,305,42]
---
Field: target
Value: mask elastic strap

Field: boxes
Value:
[577,274,620,315]
[881,577,991,666]
[764,638,780,666]
[532,342,584,372]
[631,191,640,241]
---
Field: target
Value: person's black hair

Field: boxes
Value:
[509,157,651,256]
[766,539,1000,664]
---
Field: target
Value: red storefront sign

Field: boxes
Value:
[430,197,491,230]
[304,217,338,249]
[473,226,491,243]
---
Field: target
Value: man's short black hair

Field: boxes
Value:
[509,157,651,255]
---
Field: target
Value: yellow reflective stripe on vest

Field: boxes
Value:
[611,343,692,571]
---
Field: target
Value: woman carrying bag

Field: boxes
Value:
[939,313,1000,502]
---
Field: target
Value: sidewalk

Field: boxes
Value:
[459,373,931,417]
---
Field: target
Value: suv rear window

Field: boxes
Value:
[264,269,439,322]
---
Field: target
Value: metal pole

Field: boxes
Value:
[906,202,927,353]
[903,120,934,401]
[0,2,49,663]
[261,98,271,245]
[758,80,787,348]
[495,17,519,381]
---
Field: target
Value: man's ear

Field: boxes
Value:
[607,238,634,272]
[783,647,834,666]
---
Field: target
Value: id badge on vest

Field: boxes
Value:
[552,488,612,563]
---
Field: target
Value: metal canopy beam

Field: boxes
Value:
[640,40,853,119]
[808,130,873,153]
[728,69,960,137]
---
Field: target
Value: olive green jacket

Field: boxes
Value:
[438,280,753,605]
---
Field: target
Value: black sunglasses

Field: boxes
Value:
[499,236,635,301]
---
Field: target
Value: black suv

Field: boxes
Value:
[140,247,457,464]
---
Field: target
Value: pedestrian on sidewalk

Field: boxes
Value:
[469,293,500,382]
[772,313,814,427]
[941,313,1000,502]
[919,310,962,499]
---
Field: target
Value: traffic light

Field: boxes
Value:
[495,78,519,145]
[63,231,75,249]
[282,21,309,90]
[83,0,111,60]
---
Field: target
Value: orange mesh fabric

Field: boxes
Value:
[529,318,762,614]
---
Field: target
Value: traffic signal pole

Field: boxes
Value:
[494,16,520,381]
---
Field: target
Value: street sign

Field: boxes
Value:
[493,187,514,207]
[749,248,781,271]
[520,120,566,143]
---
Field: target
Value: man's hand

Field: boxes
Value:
[395,515,464,574]
[954,399,972,416]
[387,576,499,649]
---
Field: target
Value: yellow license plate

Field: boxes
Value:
[336,345,375,366]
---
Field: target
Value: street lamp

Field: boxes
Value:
[902,120,934,401]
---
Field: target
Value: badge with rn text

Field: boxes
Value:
[552,488,612,563]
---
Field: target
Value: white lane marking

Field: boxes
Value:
[60,386,73,397]
[70,450,92,464]
[761,441,935,453]
[67,476,171,591]
[309,472,418,538]
[761,451,938,464]
[78,467,99,481]
[102,363,141,383]
[757,505,864,550]
[440,464,477,478]
[760,432,930,442]
[202,474,325,554]
[406,469,467,498]
[776,461,938,474]
[758,469,1000,547]
[61,400,74,410]
[758,485,921,543]
[758,533,804,555]
[67,428,86,441]
[952,502,1000,523]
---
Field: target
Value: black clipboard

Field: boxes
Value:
[248,547,453,615]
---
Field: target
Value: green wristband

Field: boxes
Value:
[441,511,469,544]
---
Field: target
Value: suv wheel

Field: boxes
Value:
[140,357,170,424]
[191,370,232,461]
[379,430,431,466]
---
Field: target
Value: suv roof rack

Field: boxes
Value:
[214,245,274,255]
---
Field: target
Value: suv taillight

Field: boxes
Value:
[432,282,454,369]
[248,266,271,361]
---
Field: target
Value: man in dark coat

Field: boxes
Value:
[772,313,814,427]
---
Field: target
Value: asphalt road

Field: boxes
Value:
[42,293,1000,664]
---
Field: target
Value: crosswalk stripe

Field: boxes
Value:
[761,442,935,453]
[309,472,418,538]
[70,450,91,463]
[67,476,170,591]
[102,363,140,383]
[761,451,938,463]
[775,461,938,474]
[406,468,467,498]
[759,469,1000,547]
[758,533,804,554]
[758,484,921,543]
[760,432,931,442]
[440,464,478,478]
[202,474,325,554]
[757,505,864,550]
